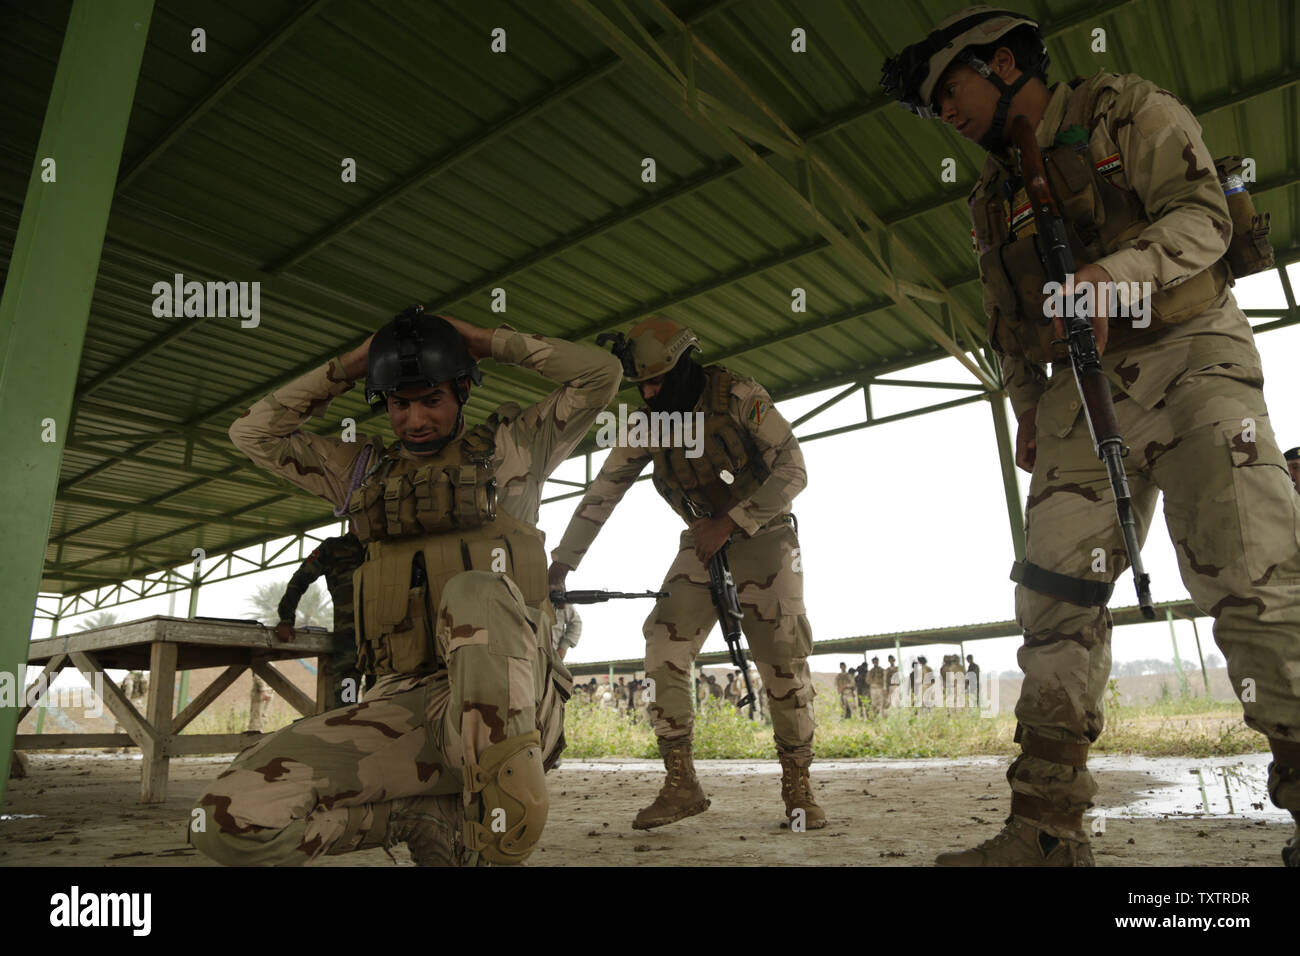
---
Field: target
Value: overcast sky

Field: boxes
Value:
[33,265,1300,688]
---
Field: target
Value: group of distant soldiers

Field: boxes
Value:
[569,667,768,724]
[834,654,981,718]
[694,668,768,721]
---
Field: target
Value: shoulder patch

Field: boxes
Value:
[747,399,768,426]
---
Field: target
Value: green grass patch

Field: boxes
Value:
[560,692,1267,760]
[173,690,1269,761]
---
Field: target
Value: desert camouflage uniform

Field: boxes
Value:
[975,72,1300,840]
[866,664,886,716]
[247,673,273,734]
[190,328,620,865]
[552,373,816,757]
[552,601,582,656]
[278,533,366,708]
[115,671,149,748]
[835,669,855,719]
[883,663,900,715]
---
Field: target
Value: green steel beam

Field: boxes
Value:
[564,598,1203,675]
[796,393,987,443]
[115,0,333,193]
[565,0,998,391]
[989,392,1027,563]
[0,0,155,809]
[263,0,738,274]
[56,491,284,532]
[264,59,624,274]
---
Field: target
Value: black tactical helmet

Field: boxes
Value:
[365,305,482,412]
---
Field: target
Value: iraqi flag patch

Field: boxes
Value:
[1009,200,1034,233]
[1095,152,1122,176]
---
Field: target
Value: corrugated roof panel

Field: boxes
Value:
[2,0,1295,594]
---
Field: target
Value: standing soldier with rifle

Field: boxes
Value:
[883,7,1300,866]
[548,316,825,831]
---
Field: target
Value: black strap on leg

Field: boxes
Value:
[1011,560,1114,607]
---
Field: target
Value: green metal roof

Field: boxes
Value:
[1,0,1296,596]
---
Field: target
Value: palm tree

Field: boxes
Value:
[76,611,120,631]
[247,580,332,627]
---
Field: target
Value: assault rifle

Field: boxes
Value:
[549,589,668,606]
[1009,114,1155,619]
[683,498,757,718]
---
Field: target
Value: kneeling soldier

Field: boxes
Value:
[191,308,620,866]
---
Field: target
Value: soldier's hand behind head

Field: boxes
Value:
[438,315,494,361]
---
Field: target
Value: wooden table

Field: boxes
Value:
[16,615,335,803]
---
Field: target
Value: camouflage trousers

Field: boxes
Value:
[838,687,856,718]
[191,571,568,865]
[1012,362,1300,840]
[644,517,815,753]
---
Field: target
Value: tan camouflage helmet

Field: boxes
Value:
[624,316,700,382]
[880,6,1044,119]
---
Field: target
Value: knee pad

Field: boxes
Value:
[462,730,548,865]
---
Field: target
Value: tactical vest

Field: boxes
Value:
[649,365,769,521]
[346,419,548,677]
[971,73,1231,365]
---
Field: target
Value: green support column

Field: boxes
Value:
[1167,610,1190,699]
[1190,617,1211,696]
[0,0,155,807]
[989,394,1027,563]
[178,567,201,708]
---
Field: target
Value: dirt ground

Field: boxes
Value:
[1,750,1292,866]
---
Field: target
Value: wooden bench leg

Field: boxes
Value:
[141,641,176,804]
[315,654,333,714]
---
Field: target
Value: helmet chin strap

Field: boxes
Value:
[966,55,1035,151]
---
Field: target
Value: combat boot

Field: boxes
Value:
[632,736,710,829]
[1267,740,1300,867]
[1284,814,1300,868]
[935,815,1094,867]
[778,749,827,830]
[384,794,488,867]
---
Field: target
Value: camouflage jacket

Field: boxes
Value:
[229,326,622,532]
[551,371,807,570]
[972,71,1262,422]
[277,533,364,634]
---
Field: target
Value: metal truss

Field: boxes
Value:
[35,520,348,626]
[565,0,1001,389]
